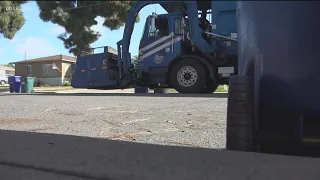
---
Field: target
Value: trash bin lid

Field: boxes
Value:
[10,76,21,82]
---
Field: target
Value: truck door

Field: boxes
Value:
[139,15,182,67]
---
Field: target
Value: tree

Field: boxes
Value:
[36,1,140,56]
[132,55,138,60]
[5,63,14,68]
[0,1,28,39]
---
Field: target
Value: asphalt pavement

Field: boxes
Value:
[0,92,227,149]
[0,93,320,180]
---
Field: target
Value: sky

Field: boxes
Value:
[0,1,166,65]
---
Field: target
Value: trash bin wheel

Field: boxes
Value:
[226,75,254,151]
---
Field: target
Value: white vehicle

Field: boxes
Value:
[0,74,12,85]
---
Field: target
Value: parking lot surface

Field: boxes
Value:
[1,93,320,180]
[0,93,227,149]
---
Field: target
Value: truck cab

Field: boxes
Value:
[135,6,237,93]
[136,13,185,87]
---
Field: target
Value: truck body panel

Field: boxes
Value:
[72,52,120,89]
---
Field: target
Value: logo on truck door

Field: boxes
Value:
[153,54,164,64]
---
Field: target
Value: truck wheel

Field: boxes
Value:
[226,75,254,151]
[0,80,5,85]
[170,58,207,94]
[202,80,218,94]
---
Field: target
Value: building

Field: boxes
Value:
[11,54,76,86]
[0,65,15,76]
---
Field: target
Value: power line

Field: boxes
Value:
[62,2,111,11]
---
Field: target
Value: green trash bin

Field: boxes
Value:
[20,76,36,93]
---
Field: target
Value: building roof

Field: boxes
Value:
[0,65,15,71]
[10,54,77,64]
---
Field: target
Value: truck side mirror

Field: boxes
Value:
[150,16,156,33]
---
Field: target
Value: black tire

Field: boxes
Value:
[170,58,207,94]
[226,75,255,151]
[0,80,5,85]
[226,75,296,155]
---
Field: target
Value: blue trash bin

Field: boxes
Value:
[8,76,22,93]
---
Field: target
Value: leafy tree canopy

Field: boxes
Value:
[0,1,28,39]
[4,63,14,67]
[36,1,140,56]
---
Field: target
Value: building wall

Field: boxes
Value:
[61,62,75,83]
[35,77,64,86]
[15,60,64,86]
[15,60,63,77]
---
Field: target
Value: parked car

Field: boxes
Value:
[0,74,12,85]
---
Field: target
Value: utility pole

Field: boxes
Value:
[25,52,26,60]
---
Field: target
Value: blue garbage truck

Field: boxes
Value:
[226,1,320,157]
[71,0,238,94]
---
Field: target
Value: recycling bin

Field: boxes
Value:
[8,76,22,93]
[238,1,320,112]
[20,76,36,93]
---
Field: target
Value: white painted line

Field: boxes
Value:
[44,108,56,112]
[122,118,150,124]
[87,107,105,110]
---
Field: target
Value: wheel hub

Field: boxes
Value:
[184,73,191,80]
[177,66,198,87]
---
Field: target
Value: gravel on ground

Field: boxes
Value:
[0,93,227,149]
[2,93,320,180]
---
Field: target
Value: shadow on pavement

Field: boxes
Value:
[0,129,320,180]
[0,92,228,98]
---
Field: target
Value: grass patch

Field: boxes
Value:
[63,81,71,86]
[216,85,228,92]
[167,89,178,93]
[165,85,228,93]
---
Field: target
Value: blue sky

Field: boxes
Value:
[0,1,166,65]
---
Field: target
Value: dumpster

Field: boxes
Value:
[20,76,36,93]
[8,76,22,93]
[237,1,320,112]
[227,1,320,156]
